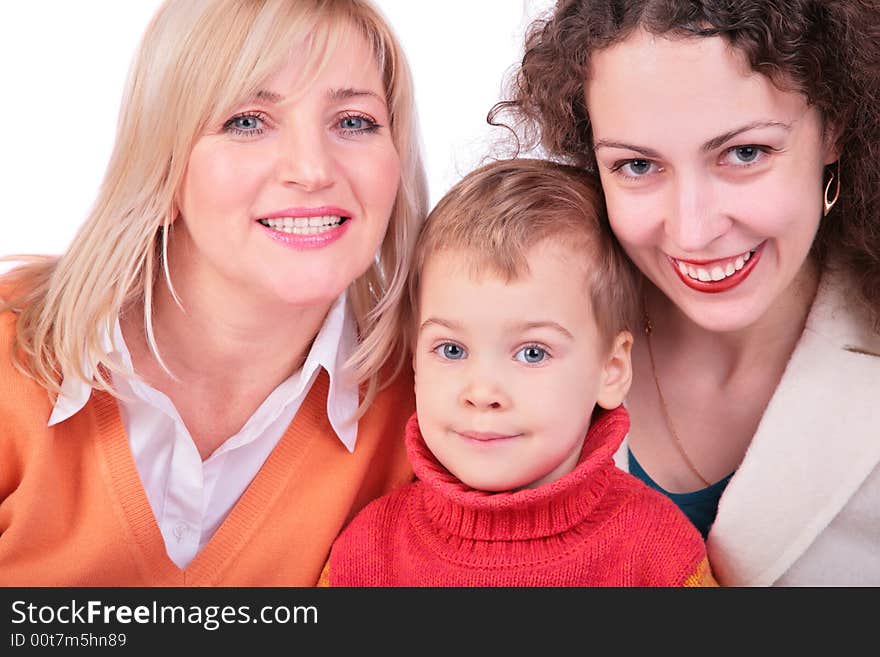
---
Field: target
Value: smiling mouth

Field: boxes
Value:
[669,242,764,293]
[257,215,348,235]
[673,247,757,282]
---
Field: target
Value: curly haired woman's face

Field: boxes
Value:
[174,31,399,309]
[585,29,838,332]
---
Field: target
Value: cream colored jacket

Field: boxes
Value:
[615,265,880,586]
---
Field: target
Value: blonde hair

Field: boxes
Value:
[1,0,427,413]
[405,158,639,351]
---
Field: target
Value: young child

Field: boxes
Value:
[325,158,717,586]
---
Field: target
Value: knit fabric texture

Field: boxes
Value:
[328,406,716,586]
[0,304,415,586]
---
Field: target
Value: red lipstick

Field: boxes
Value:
[670,243,763,294]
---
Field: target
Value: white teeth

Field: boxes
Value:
[259,215,343,235]
[676,248,756,283]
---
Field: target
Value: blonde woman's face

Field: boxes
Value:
[585,30,838,333]
[175,31,399,309]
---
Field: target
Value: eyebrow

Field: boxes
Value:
[516,321,574,340]
[328,87,386,105]
[419,318,460,334]
[254,89,283,103]
[419,318,574,340]
[593,121,791,157]
[701,121,791,152]
[248,87,385,106]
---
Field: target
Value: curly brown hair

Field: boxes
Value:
[491,0,880,329]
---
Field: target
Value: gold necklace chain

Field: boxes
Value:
[643,312,713,488]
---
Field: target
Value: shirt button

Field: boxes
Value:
[173,522,190,542]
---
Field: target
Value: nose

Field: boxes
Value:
[275,122,334,192]
[459,362,510,411]
[665,172,731,253]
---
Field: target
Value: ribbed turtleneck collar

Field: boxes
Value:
[405,406,630,542]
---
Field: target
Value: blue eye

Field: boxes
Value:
[515,345,548,364]
[338,113,379,134]
[434,342,467,360]
[340,116,365,130]
[233,116,260,130]
[734,146,758,161]
[723,145,766,165]
[613,158,660,179]
[625,159,652,174]
[223,113,266,136]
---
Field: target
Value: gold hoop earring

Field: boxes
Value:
[823,160,841,216]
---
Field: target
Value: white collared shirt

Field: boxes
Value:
[48,293,359,568]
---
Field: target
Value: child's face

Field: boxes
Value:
[413,241,632,492]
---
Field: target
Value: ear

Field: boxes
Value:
[170,180,187,225]
[596,330,633,410]
[164,200,181,227]
[822,120,843,165]
[409,321,419,386]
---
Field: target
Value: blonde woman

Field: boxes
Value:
[0,0,427,586]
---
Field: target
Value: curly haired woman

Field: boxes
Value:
[495,0,880,585]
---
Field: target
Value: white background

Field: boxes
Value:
[0,0,553,269]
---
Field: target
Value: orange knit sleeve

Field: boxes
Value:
[316,558,332,587]
[683,556,719,587]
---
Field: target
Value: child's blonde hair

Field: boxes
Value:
[1,0,427,413]
[405,158,639,351]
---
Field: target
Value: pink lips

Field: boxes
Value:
[260,205,351,219]
[257,205,353,251]
[457,430,521,443]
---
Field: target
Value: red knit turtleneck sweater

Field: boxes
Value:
[327,406,716,586]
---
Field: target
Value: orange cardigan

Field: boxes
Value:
[0,309,415,586]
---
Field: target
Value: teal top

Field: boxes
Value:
[628,448,733,539]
